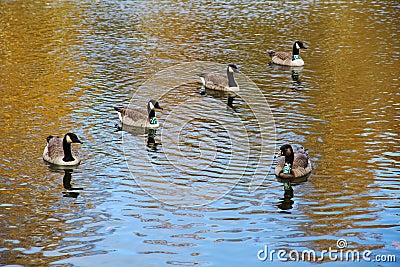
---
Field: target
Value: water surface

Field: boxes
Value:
[0,1,399,266]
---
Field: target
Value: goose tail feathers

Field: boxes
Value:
[267,50,276,57]
[46,135,55,143]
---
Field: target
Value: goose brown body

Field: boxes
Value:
[268,41,307,67]
[275,145,312,179]
[199,64,239,92]
[114,100,163,128]
[43,133,82,166]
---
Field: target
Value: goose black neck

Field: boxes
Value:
[292,43,300,60]
[292,43,300,56]
[148,109,156,119]
[285,153,294,166]
[227,69,237,87]
[62,138,75,162]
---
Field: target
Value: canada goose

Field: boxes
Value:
[199,64,239,92]
[267,41,307,67]
[114,99,163,128]
[43,133,83,166]
[275,144,312,179]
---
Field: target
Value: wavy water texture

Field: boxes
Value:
[0,1,399,266]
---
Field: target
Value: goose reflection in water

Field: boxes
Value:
[198,87,239,110]
[277,181,294,211]
[276,175,308,212]
[268,63,304,91]
[291,68,304,90]
[146,129,161,152]
[62,169,83,198]
[116,124,162,152]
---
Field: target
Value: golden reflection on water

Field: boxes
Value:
[292,3,399,249]
[0,2,87,265]
[0,1,86,164]
[0,1,399,266]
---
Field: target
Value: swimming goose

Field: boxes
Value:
[267,41,307,67]
[43,133,83,166]
[114,99,163,128]
[199,64,239,92]
[275,144,312,179]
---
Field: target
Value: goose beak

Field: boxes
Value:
[72,136,83,144]
[302,45,308,49]
[275,151,283,158]
[154,102,163,111]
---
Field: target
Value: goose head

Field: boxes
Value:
[294,41,307,50]
[277,144,294,164]
[227,64,239,73]
[147,100,163,114]
[292,41,307,60]
[64,133,83,144]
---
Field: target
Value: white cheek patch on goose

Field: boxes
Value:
[66,135,72,143]
[296,43,300,50]
[149,102,155,110]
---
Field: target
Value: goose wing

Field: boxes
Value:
[273,51,292,61]
[203,73,228,88]
[292,151,312,177]
[115,107,147,121]
[45,136,64,159]
[293,151,309,169]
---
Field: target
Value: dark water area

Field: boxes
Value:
[0,1,399,266]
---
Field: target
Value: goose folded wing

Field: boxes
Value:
[121,108,147,120]
[204,73,228,87]
[274,51,292,61]
[293,153,309,168]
